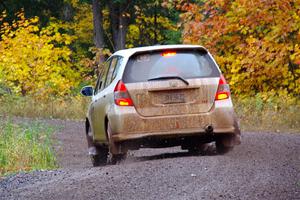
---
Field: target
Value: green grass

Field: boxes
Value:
[0,119,58,176]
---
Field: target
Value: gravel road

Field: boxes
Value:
[0,119,299,200]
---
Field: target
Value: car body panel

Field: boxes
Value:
[90,81,118,142]
[106,97,239,142]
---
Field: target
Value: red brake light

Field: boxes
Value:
[161,51,176,57]
[114,81,133,106]
[219,74,227,85]
[215,75,230,100]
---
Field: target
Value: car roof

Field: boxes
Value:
[112,45,207,58]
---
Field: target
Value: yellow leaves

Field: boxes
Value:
[60,2,93,45]
[240,25,249,35]
[2,22,9,27]
[290,54,296,61]
[0,10,7,20]
[33,26,39,32]
[0,11,79,97]
[64,38,72,45]
[290,44,300,63]
[31,17,39,24]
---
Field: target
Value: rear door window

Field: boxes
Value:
[111,57,123,82]
[94,60,110,94]
[104,57,118,88]
[100,61,110,90]
[122,50,220,83]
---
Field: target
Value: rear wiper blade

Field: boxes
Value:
[148,75,189,85]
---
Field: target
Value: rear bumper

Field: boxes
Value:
[108,98,240,142]
[111,127,237,141]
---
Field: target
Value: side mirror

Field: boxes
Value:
[80,86,93,97]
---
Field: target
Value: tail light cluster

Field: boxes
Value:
[114,81,133,106]
[114,76,229,105]
[215,75,230,100]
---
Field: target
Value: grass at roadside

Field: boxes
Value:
[233,95,300,133]
[0,94,299,132]
[0,119,58,176]
[0,95,89,120]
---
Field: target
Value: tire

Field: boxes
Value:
[109,153,127,165]
[187,143,211,155]
[107,122,127,165]
[215,139,233,154]
[90,146,109,167]
[187,146,202,155]
[86,123,108,167]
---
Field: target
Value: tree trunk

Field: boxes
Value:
[154,3,158,44]
[92,0,104,49]
[92,0,105,63]
[109,1,129,51]
[109,1,119,51]
[117,3,129,50]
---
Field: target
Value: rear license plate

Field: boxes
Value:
[163,93,185,104]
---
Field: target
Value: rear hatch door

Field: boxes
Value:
[122,49,220,117]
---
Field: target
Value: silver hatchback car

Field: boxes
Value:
[81,45,241,166]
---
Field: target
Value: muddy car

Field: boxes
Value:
[81,45,241,166]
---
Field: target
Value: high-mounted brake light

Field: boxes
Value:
[114,81,133,106]
[161,51,177,57]
[215,75,230,100]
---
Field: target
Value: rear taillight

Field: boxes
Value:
[215,75,230,100]
[161,51,177,57]
[114,81,133,106]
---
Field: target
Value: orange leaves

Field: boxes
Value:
[176,0,300,96]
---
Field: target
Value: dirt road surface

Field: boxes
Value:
[1,119,299,200]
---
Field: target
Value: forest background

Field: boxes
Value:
[0,0,299,132]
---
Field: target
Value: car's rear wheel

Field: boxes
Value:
[215,138,233,154]
[107,122,127,164]
[109,153,127,165]
[187,143,212,155]
[90,146,109,167]
[86,124,109,167]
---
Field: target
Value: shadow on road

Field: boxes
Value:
[127,146,217,163]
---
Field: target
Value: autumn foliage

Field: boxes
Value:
[1,1,299,99]
[176,0,300,97]
[0,11,79,97]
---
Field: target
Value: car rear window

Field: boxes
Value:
[122,50,220,83]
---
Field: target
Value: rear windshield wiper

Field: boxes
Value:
[148,75,189,85]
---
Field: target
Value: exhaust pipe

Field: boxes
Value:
[205,125,214,134]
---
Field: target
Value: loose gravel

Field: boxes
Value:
[0,119,299,200]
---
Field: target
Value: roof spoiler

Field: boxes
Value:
[129,46,208,57]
